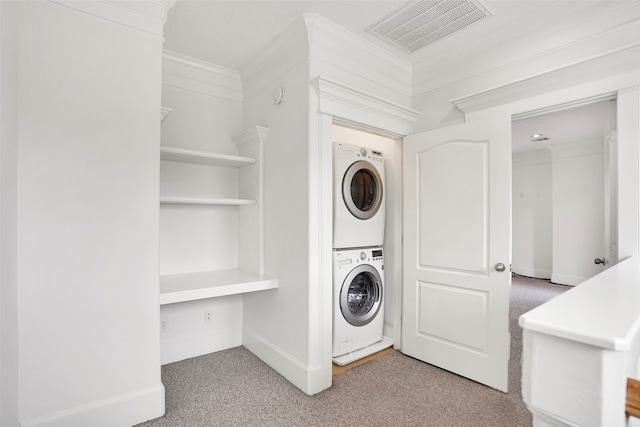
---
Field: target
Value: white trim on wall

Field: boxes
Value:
[242,326,321,395]
[312,76,418,355]
[163,50,243,102]
[20,385,165,427]
[45,0,173,39]
[312,76,420,138]
[305,14,411,104]
[451,44,640,115]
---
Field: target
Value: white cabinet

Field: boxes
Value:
[520,256,640,426]
[159,120,277,304]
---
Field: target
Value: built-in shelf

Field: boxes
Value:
[161,107,172,122]
[160,146,256,168]
[160,197,256,206]
[160,269,278,305]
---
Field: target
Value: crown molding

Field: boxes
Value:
[305,14,411,103]
[162,50,243,102]
[44,0,175,39]
[312,76,420,138]
[511,93,617,122]
[451,42,640,115]
[443,15,640,115]
[414,3,640,98]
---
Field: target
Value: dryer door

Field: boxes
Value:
[340,264,382,326]
[342,161,383,220]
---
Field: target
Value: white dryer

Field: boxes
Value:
[333,142,385,249]
[333,247,384,361]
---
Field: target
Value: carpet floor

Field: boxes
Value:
[138,275,569,427]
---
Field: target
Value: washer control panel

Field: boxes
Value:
[371,248,383,262]
[335,142,384,166]
[335,248,384,264]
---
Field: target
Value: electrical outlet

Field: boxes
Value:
[204,309,213,323]
[160,319,168,332]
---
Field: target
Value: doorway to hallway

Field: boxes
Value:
[511,98,617,286]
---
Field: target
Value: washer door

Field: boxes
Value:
[340,264,383,327]
[342,161,383,220]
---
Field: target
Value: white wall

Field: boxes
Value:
[617,87,640,260]
[14,2,169,425]
[1,1,19,425]
[551,139,605,285]
[512,150,553,279]
[241,27,317,391]
[159,51,245,364]
[512,140,607,285]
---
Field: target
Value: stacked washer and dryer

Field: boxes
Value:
[332,142,392,366]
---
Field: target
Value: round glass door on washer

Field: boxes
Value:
[333,248,384,359]
[340,264,382,327]
[333,142,385,249]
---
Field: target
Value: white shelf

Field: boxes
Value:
[160,197,256,206]
[160,269,278,305]
[160,146,256,168]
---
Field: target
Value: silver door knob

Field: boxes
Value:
[495,263,506,272]
[594,258,605,265]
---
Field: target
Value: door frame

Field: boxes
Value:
[484,89,638,265]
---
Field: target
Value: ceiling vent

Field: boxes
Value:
[366,0,493,53]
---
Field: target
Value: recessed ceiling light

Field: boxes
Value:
[529,133,550,142]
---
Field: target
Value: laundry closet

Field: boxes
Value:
[331,126,398,366]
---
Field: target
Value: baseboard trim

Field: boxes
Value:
[551,273,587,286]
[242,326,331,395]
[512,267,552,280]
[20,383,165,427]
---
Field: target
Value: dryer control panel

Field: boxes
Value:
[358,148,384,166]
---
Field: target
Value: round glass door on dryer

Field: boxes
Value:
[333,142,385,249]
[333,247,384,358]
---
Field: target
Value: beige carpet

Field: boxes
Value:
[138,275,569,427]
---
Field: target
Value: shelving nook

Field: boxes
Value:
[159,117,276,304]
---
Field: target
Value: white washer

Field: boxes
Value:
[333,247,384,360]
[333,142,385,249]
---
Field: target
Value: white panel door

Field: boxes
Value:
[402,117,511,392]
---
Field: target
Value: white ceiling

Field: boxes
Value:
[163,0,614,70]
[511,100,615,154]
[164,1,410,70]
[163,1,626,153]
